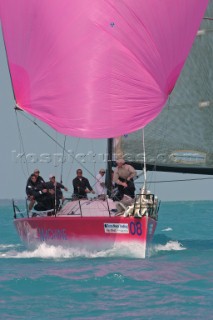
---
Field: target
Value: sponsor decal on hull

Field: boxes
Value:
[104,223,129,234]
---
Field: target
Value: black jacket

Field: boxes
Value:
[45,181,65,199]
[26,180,43,197]
[72,176,93,198]
[26,176,45,195]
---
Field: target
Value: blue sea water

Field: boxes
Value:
[0,200,212,320]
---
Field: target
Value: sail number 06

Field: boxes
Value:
[130,221,142,236]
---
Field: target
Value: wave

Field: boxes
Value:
[149,240,186,257]
[161,227,173,232]
[0,243,21,250]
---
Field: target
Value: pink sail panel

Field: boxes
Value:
[0,0,208,138]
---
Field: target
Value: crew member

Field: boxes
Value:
[113,158,136,200]
[72,169,95,199]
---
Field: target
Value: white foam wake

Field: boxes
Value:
[0,242,147,259]
[0,243,21,250]
[161,227,173,232]
[153,240,186,252]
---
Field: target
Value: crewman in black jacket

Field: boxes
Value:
[26,174,54,212]
[72,169,95,199]
[45,174,68,210]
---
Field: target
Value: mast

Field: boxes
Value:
[142,128,146,189]
[142,128,147,192]
[106,138,113,197]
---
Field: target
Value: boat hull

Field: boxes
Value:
[14,215,157,256]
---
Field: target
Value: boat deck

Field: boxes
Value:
[58,198,117,217]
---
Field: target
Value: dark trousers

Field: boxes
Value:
[117,177,135,200]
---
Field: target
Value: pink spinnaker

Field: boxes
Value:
[0,0,208,138]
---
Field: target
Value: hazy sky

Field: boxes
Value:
[0,27,213,201]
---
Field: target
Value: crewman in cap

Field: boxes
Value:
[113,158,136,200]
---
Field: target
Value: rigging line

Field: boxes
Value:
[60,136,67,183]
[90,139,97,176]
[19,112,101,181]
[91,139,95,169]
[54,130,58,176]
[55,131,58,155]
[64,137,80,186]
[135,177,213,184]
[54,131,58,209]
[19,111,63,149]
[150,97,171,185]
[15,110,30,177]
[1,25,16,102]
